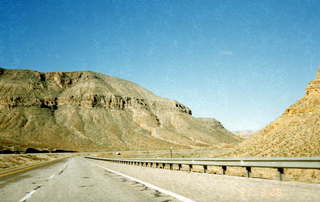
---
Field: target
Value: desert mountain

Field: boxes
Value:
[233,69,320,157]
[0,68,241,152]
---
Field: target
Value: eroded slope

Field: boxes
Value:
[233,69,320,157]
[0,68,241,152]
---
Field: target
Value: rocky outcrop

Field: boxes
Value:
[0,68,241,152]
[0,94,192,114]
[232,68,320,157]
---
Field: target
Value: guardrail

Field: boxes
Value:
[86,156,320,181]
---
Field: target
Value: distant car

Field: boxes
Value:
[115,152,121,155]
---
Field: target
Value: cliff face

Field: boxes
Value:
[233,69,320,157]
[0,68,241,152]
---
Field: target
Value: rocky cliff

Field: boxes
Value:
[233,69,320,157]
[0,68,241,152]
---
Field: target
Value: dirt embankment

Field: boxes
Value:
[92,148,235,159]
[0,153,74,172]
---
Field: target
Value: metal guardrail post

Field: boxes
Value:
[277,168,284,181]
[222,166,227,175]
[203,165,208,173]
[178,164,182,171]
[246,167,251,177]
[170,163,173,170]
[188,164,193,172]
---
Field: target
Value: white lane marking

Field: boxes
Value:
[48,174,55,180]
[19,189,37,202]
[94,163,195,202]
[58,162,69,175]
[19,161,69,201]
[62,162,68,170]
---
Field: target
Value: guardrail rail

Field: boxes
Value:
[86,156,320,181]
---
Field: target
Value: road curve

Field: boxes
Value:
[0,157,178,202]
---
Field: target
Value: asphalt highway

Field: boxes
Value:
[0,157,178,202]
[1,157,320,202]
[92,159,320,202]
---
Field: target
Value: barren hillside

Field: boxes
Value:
[0,68,241,152]
[232,69,320,157]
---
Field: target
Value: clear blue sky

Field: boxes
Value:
[1,0,320,131]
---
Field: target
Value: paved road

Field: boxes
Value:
[1,157,320,202]
[93,159,320,202]
[0,157,178,202]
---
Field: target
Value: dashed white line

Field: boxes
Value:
[19,161,68,201]
[19,189,37,202]
[94,163,195,202]
[48,174,55,180]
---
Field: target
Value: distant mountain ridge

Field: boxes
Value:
[232,130,256,139]
[0,68,242,152]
